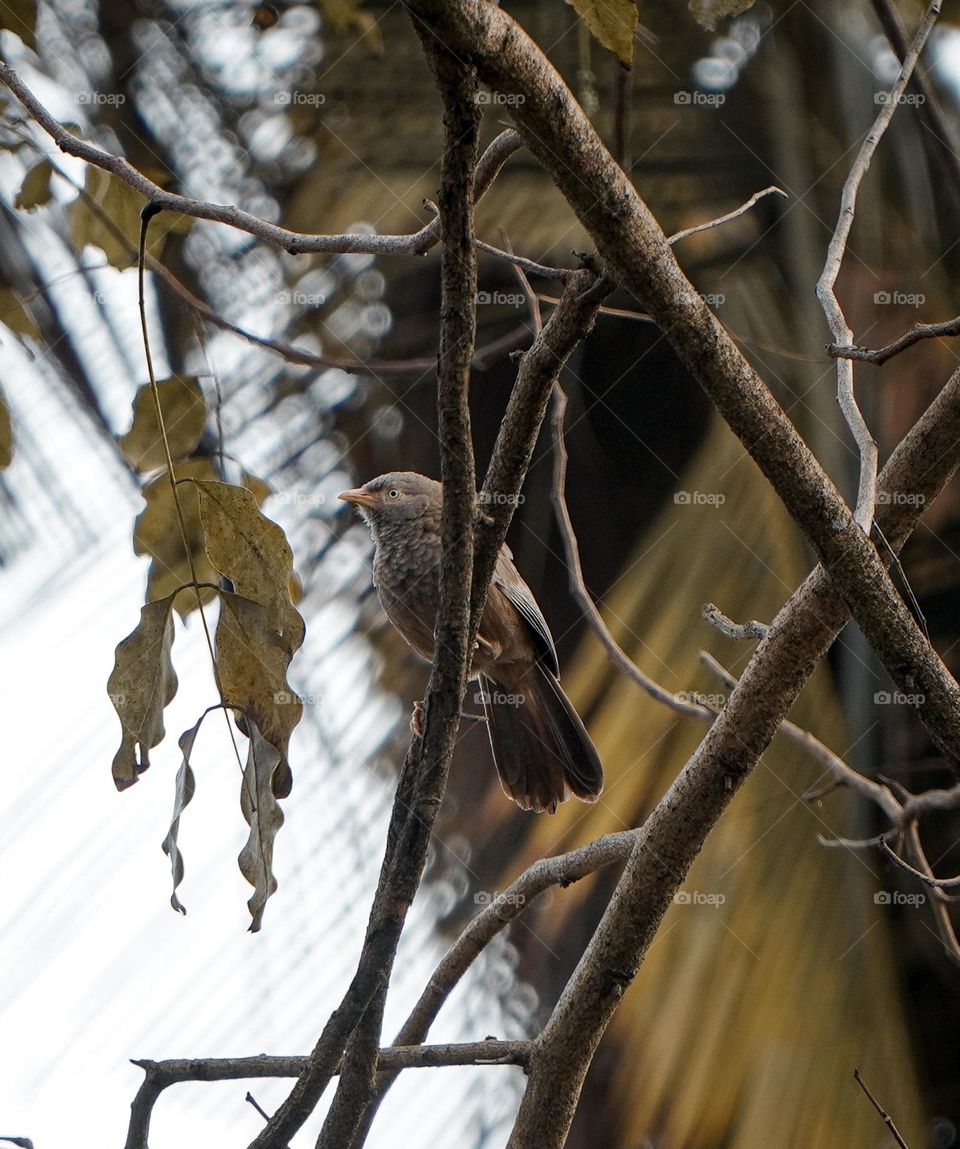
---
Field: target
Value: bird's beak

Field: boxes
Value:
[338,487,378,509]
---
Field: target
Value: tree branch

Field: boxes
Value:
[124,1041,531,1149]
[816,0,941,530]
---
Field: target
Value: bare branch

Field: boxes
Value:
[829,315,960,365]
[853,1068,911,1149]
[815,0,941,530]
[701,603,768,641]
[667,186,787,245]
[125,1041,531,1149]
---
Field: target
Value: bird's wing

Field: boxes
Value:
[493,546,559,677]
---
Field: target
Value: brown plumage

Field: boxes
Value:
[338,471,604,813]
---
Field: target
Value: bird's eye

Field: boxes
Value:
[388,489,400,499]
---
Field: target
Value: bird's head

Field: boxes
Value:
[338,471,441,534]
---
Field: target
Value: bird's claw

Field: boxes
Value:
[410,699,425,737]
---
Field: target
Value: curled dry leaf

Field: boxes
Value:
[107,594,178,790]
[196,478,304,645]
[238,721,286,931]
[119,376,207,473]
[160,718,203,915]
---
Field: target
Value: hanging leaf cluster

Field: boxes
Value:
[108,378,305,930]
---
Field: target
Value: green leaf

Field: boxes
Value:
[160,719,202,915]
[108,594,179,790]
[196,479,304,646]
[14,160,52,211]
[119,376,207,472]
[567,0,636,66]
[238,722,286,931]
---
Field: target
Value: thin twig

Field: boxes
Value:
[853,1068,911,1149]
[667,186,787,245]
[701,603,768,640]
[829,314,960,366]
[815,1,942,530]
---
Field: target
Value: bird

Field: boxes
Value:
[338,471,604,813]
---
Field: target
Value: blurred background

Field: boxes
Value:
[2,1,960,1146]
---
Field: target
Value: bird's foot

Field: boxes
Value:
[410,699,425,737]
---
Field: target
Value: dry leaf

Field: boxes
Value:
[0,0,37,50]
[0,286,39,339]
[134,458,221,617]
[215,590,303,768]
[108,594,179,790]
[688,0,757,31]
[567,0,637,66]
[119,376,207,472]
[238,721,286,931]
[160,719,202,914]
[0,387,12,469]
[14,161,52,211]
[196,479,304,645]
[68,167,193,270]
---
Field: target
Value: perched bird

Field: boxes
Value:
[339,471,603,813]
